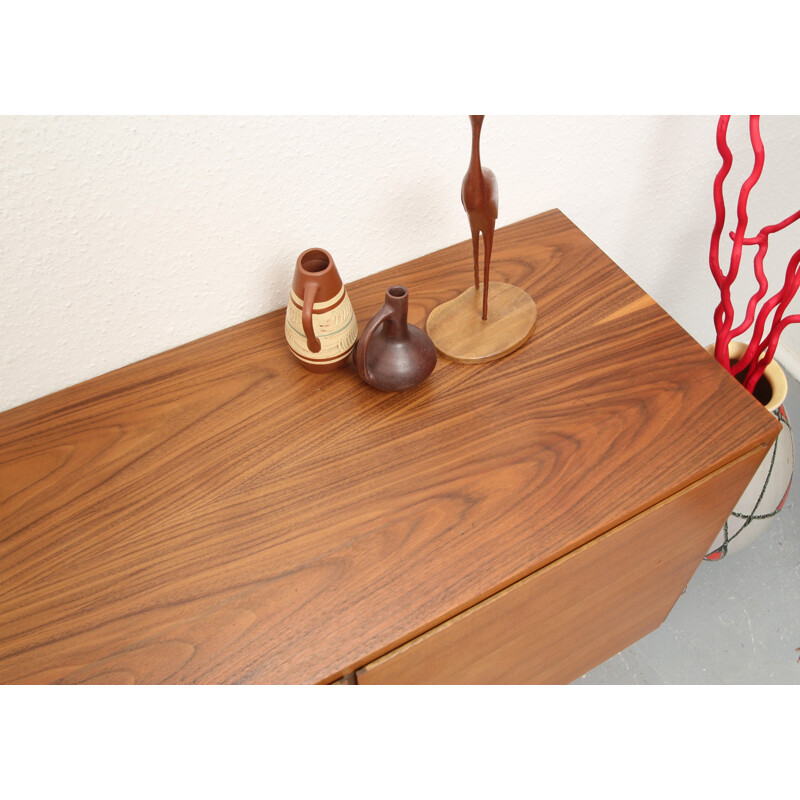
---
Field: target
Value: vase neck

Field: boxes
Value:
[383,286,410,339]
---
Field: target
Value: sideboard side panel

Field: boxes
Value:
[357,445,770,684]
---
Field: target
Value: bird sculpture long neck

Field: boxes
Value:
[468,114,484,182]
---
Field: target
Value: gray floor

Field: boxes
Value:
[573,374,800,685]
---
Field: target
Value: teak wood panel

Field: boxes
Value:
[357,445,770,684]
[0,210,779,684]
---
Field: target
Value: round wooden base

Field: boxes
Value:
[426,282,537,364]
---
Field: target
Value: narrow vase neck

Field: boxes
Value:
[383,287,410,339]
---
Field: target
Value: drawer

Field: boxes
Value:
[356,445,768,684]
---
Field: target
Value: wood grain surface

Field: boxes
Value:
[0,210,779,684]
[356,445,770,684]
[426,282,537,363]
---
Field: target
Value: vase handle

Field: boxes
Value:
[355,301,393,385]
[302,283,321,353]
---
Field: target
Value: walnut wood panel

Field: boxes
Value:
[357,445,770,684]
[0,210,779,684]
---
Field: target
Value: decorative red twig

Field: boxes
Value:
[710,115,734,367]
[709,115,800,397]
[743,249,800,392]
[730,209,800,376]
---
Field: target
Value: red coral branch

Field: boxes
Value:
[730,208,800,377]
[743,248,800,391]
[709,116,732,289]
[727,233,769,355]
[710,115,733,367]
[710,115,800,399]
[713,116,765,367]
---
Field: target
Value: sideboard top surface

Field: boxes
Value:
[0,210,778,684]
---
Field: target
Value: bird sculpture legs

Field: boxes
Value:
[425,115,535,363]
[471,221,480,290]
[470,219,495,321]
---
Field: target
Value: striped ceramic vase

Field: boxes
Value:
[705,342,795,560]
[285,248,358,373]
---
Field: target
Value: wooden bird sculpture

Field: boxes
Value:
[461,114,498,320]
[426,115,535,363]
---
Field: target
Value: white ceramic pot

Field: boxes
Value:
[705,342,795,560]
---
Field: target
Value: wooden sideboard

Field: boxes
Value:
[0,210,779,684]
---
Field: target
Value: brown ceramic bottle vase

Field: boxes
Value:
[284,247,358,373]
[354,286,437,391]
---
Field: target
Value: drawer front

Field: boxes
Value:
[357,446,768,684]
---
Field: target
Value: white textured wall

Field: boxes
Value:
[2,115,800,413]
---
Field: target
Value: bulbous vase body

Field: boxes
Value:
[354,286,437,392]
